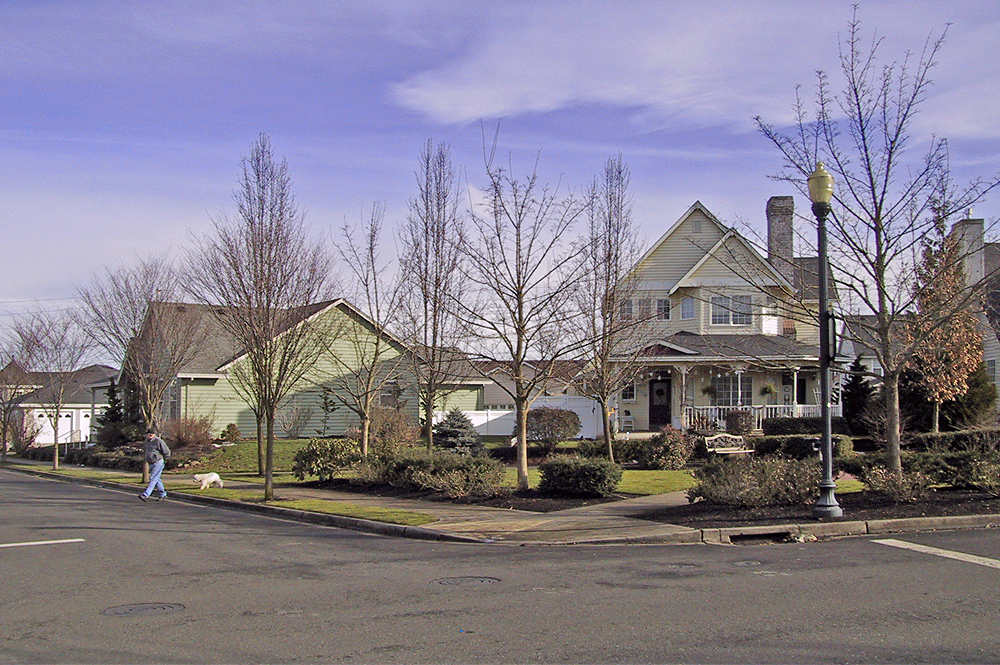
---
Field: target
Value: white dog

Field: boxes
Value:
[193,472,224,490]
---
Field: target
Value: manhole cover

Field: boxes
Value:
[102,603,185,617]
[433,577,501,586]
[732,560,763,567]
[665,563,697,569]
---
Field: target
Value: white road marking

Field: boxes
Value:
[0,538,86,549]
[874,538,1000,570]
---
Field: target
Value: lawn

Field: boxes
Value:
[195,440,312,473]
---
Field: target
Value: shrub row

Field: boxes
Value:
[838,450,1000,495]
[761,416,850,436]
[687,456,820,508]
[362,450,506,498]
[905,428,1000,453]
[578,427,696,469]
[750,434,853,459]
[537,457,622,497]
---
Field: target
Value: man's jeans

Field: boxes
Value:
[141,460,167,499]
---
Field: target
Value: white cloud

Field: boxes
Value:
[393,1,1000,139]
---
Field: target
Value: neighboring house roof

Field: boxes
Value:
[637,332,820,365]
[17,364,119,407]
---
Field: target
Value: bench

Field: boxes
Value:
[703,433,753,456]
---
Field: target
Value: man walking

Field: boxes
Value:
[139,428,171,502]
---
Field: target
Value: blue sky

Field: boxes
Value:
[2,1,998,322]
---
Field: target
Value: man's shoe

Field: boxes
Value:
[138,495,148,502]
[155,495,166,501]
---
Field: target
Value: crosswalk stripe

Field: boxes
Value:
[0,538,86,549]
[873,538,1000,569]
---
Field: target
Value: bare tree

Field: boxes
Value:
[14,310,93,470]
[573,154,654,461]
[76,255,210,481]
[320,203,408,458]
[455,141,587,490]
[755,11,999,473]
[185,133,332,499]
[0,336,39,463]
[398,140,469,450]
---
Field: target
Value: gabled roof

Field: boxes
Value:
[17,364,119,406]
[630,201,729,277]
[669,229,793,295]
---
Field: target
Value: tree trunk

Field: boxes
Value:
[424,396,435,452]
[514,399,529,491]
[256,417,264,477]
[601,400,615,464]
[264,410,275,501]
[51,419,59,471]
[884,376,902,475]
[360,416,370,459]
[931,400,940,434]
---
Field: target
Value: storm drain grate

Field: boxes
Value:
[102,603,185,617]
[434,576,501,586]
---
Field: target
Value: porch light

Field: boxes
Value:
[809,162,843,519]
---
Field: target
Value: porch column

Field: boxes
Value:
[734,368,745,406]
[791,367,800,416]
[678,366,690,428]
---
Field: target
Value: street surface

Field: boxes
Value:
[2,468,1000,664]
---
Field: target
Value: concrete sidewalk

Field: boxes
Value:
[6,461,1000,546]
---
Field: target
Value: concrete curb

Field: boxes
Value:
[7,464,1000,546]
[4,465,488,544]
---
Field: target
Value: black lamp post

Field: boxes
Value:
[809,162,843,519]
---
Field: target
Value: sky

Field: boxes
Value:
[2,0,999,326]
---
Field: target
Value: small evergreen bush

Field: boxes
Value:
[576,437,645,463]
[221,423,242,444]
[537,457,622,497]
[433,409,483,455]
[725,410,754,436]
[687,456,820,507]
[292,438,360,482]
[526,407,581,455]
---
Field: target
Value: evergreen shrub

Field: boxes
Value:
[761,416,850,436]
[292,438,360,482]
[433,409,482,455]
[537,457,622,497]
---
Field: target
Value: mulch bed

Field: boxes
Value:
[634,489,1000,529]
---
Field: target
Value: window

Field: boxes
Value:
[619,299,633,321]
[621,383,636,401]
[711,295,752,326]
[380,382,401,408]
[710,374,753,406]
[680,296,695,320]
[656,298,671,320]
[989,359,997,385]
[637,298,651,320]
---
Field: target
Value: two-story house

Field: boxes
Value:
[613,196,832,432]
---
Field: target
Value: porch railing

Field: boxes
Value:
[681,404,842,432]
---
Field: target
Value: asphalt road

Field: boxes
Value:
[3,468,1000,664]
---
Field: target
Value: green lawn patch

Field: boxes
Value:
[618,470,698,495]
[269,500,436,526]
[196,440,313,474]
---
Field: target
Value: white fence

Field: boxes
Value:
[435,396,604,439]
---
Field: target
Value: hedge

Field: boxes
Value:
[761,416,850,436]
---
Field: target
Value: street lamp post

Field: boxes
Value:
[808,162,843,519]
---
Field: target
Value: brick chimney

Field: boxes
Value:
[766,196,795,287]
[953,213,985,287]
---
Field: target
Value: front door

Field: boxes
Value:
[649,378,672,430]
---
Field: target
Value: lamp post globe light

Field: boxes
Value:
[808,162,843,519]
